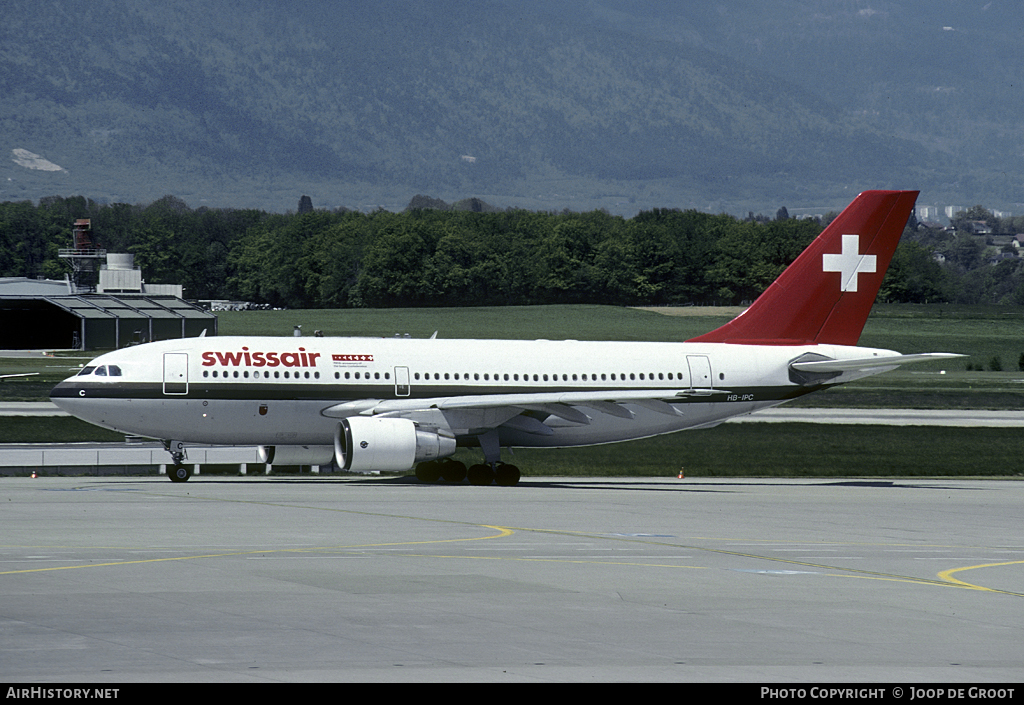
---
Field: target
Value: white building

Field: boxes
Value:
[98,253,182,297]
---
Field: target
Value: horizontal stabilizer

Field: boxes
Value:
[790,353,964,373]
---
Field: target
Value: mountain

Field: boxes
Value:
[1,0,1021,215]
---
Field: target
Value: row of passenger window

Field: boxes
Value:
[413,371,685,383]
[204,369,322,380]
[203,370,388,381]
[200,369,692,384]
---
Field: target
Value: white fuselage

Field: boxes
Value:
[50,335,891,449]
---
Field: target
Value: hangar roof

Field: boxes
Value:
[0,293,217,350]
[0,277,72,296]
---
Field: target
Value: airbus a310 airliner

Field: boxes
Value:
[51,190,960,485]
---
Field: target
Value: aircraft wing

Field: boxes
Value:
[790,353,964,373]
[322,388,721,430]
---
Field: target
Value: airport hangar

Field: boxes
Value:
[0,275,216,351]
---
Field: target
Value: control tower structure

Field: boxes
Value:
[58,219,106,294]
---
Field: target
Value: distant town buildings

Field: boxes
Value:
[916,205,1014,226]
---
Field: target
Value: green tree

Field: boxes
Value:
[532,217,609,303]
[705,218,818,305]
[879,241,950,303]
[227,220,284,304]
[355,218,434,306]
[301,216,369,307]
[945,232,983,271]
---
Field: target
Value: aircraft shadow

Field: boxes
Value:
[72,475,983,493]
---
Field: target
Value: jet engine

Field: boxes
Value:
[257,445,334,465]
[335,417,456,472]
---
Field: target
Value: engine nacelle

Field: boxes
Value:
[335,417,456,472]
[258,445,334,465]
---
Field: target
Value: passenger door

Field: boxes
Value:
[394,366,411,397]
[686,355,713,395]
[163,353,189,395]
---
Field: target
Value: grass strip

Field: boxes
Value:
[483,423,1023,478]
[4,418,1019,477]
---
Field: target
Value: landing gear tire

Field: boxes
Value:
[494,463,521,487]
[467,463,494,486]
[168,464,192,483]
[439,459,467,483]
[415,461,442,483]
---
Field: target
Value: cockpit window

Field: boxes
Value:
[76,365,122,377]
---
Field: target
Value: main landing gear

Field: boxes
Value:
[414,458,521,486]
[414,429,520,486]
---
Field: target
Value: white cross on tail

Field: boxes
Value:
[822,234,876,292]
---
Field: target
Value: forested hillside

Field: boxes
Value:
[3,194,1022,307]
[4,1,1019,214]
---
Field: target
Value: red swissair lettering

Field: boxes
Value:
[201,347,322,368]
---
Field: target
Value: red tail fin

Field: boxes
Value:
[689,190,918,346]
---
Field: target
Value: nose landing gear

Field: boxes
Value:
[163,440,192,483]
[168,463,192,483]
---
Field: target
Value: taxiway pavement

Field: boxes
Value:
[2,476,1022,682]
[730,407,1024,427]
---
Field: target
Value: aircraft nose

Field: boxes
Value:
[49,383,80,409]
[49,380,88,414]
[49,379,123,433]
